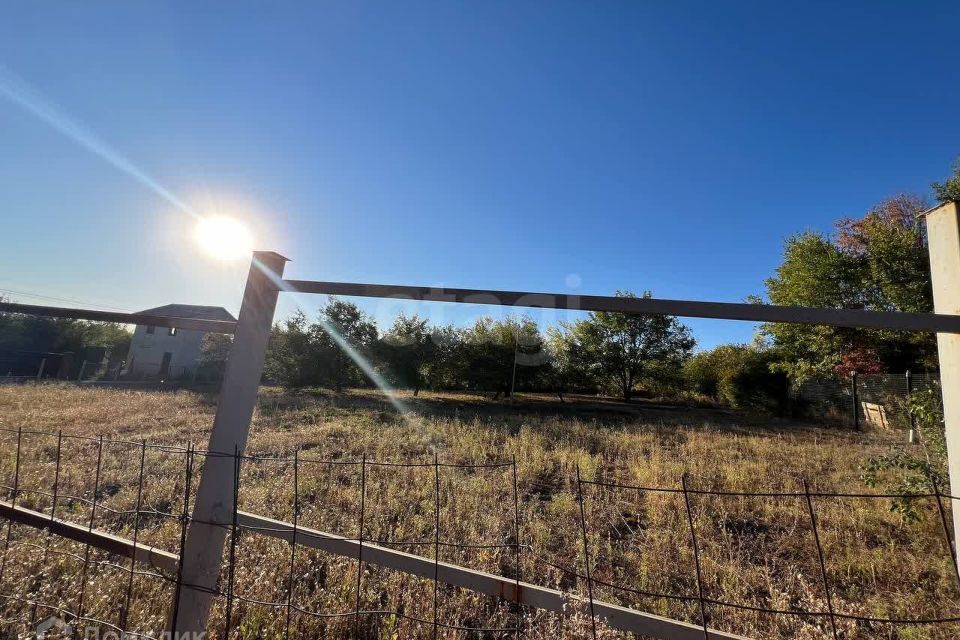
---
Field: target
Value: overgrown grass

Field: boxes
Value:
[0,383,957,639]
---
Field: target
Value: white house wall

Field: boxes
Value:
[126,325,205,378]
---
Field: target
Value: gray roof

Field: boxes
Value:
[137,304,236,322]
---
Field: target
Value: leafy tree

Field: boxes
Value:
[546,324,588,401]
[264,299,378,390]
[0,300,131,370]
[312,298,378,391]
[565,291,694,402]
[683,344,788,413]
[461,316,544,397]
[422,325,468,390]
[932,157,960,203]
[199,333,233,379]
[264,311,318,387]
[762,194,935,381]
[376,314,434,395]
[861,387,947,522]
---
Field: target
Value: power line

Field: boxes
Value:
[0,288,133,313]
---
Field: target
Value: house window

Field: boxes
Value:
[169,327,178,336]
[146,326,155,335]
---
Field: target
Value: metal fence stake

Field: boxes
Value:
[851,371,859,430]
[928,473,960,594]
[906,370,918,443]
[172,251,287,634]
[575,466,598,640]
[802,478,839,640]
[284,450,299,640]
[355,452,367,638]
[121,441,147,632]
[681,474,709,640]
[0,427,22,587]
[512,455,523,635]
[224,447,241,638]
[32,430,62,626]
[433,453,441,640]
[76,435,103,621]
[171,443,193,633]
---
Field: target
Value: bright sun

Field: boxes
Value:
[193,216,254,260]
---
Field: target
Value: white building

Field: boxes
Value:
[124,304,236,379]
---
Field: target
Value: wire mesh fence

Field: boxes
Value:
[2,424,960,639]
[0,427,530,639]
[791,371,940,430]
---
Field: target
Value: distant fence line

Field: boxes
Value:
[791,371,940,429]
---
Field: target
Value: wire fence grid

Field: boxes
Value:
[1,425,960,639]
[791,371,940,430]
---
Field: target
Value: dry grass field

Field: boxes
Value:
[0,383,958,639]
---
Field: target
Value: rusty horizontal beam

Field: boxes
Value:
[237,510,748,640]
[0,302,236,334]
[283,279,960,334]
[0,499,179,573]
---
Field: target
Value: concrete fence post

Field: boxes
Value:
[172,251,288,634]
[36,358,45,380]
[925,201,960,564]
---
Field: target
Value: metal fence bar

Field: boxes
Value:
[0,500,178,573]
[281,279,960,334]
[0,301,237,334]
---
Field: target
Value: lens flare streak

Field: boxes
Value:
[0,66,414,424]
[0,65,197,218]
[252,256,415,421]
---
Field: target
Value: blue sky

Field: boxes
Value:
[1,1,958,349]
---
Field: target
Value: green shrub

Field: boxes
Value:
[683,344,788,414]
[861,386,947,522]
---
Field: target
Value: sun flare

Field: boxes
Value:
[193,215,253,260]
